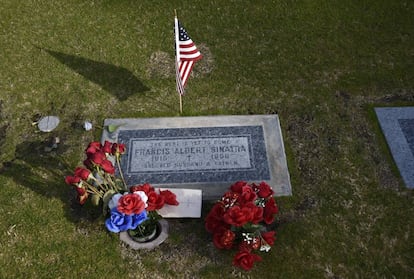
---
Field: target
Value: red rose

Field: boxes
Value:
[74,167,91,180]
[117,193,145,215]
[254,182,274,198]
[238,240,252,252]
[144,191,157,211]
[85,141,101,155]
[221,191,239,208]
[247,203,263,224]
[75,187,86,195]
[239,237,260,251]
[100,160,115,174]
[129,185,141,193]
[65,175,80,185]
[75,187,88,205]
[102,141,112,154]
[130,183,154,195]
[146,191,164,211]
[232,249,262,271]
[223,205,253,227]
[205,203,228,233]
[238,185,257,204]
[207,219,230,235]
[89,151,106,165]
[261,231,276,246]
[263,198,278,224]
[152,194,165,210]
[159,189,179,206]
[213,228,235,249]
[207,202,225,218]
[111,143,126,155]
[230,181,249,193]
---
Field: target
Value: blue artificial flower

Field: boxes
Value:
[105,208,148,233]
[130,210,149,230]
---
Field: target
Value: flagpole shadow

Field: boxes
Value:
[41,48,149,101]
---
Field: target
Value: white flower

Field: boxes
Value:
[242,232,254,244]
[260,244,271,252]
[108,193,122,209]
[133,191,149,207]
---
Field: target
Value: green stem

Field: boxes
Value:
[116,155,127,190]
[85,187,103,198]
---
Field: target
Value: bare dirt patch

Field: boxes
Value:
[146,44,214,80]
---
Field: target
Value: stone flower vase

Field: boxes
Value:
[119,219,169,250]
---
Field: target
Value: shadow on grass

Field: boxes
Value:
[42,48,149,101]
[1,139,102,223]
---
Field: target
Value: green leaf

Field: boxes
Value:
[107,124,124,133]
[91,194,101,206]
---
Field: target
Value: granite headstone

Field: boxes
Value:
[375,107,414,189]
[101,115,292,199]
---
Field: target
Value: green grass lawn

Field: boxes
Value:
[1,0,413,278]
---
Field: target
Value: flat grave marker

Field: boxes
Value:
[375,107,414,189]
[101,115,292,200]
[157,188,202,218]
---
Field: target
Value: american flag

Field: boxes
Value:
[175,18,202,95]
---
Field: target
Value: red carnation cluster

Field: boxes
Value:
[130,183,179,212]
[205,181,279,271]
[65,141,126,205]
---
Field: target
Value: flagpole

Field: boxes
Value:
[179,93,183,114]
[174,10,183,114]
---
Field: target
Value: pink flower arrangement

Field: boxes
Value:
[205,181,279,271]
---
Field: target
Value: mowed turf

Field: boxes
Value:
[0,1,413,278]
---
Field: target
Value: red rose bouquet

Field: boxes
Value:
[205,181,279,271]
[65,141,127,206]
[126,183,179,238]
[65,141,179,235]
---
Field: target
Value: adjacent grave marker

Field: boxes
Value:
[102,115,292,199]
[375,107,414,189]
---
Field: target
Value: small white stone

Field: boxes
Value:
[83,121,93,131]
[38,116,60,132]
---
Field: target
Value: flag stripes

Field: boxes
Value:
[175,17,202,95]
